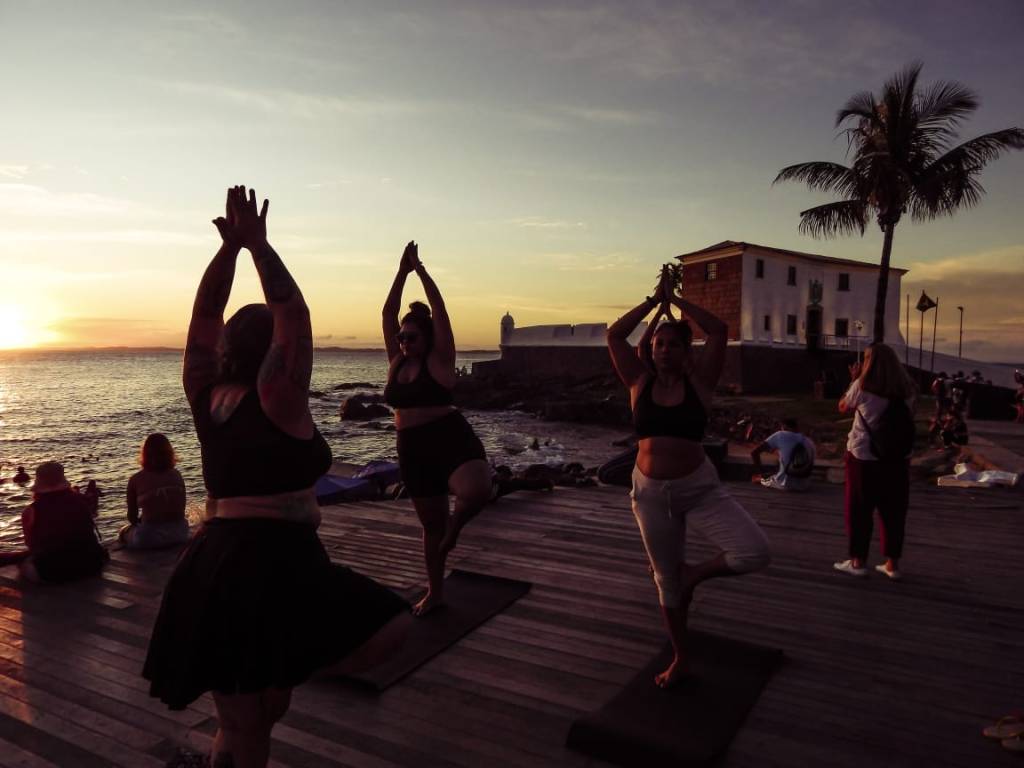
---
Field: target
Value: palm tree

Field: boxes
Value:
[774,62,1023,345]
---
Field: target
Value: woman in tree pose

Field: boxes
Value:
[383,241,491,616]
[144,186,408,768]
[607,273,770,687]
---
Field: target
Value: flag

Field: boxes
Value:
[916,291,937,312]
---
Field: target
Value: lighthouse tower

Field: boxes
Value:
[500,311,515,345]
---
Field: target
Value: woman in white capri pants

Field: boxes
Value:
[607,277,770,687]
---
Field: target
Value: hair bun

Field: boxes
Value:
[408,301,431,318]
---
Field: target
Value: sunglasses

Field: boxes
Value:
[396,332,420,344]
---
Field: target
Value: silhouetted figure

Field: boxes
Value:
[118,434,190,550]
[383,241,491,616]
[143,187,408,768]
[607,272,770,688]
[13,466,30,485]
[835,345,917,581]
[19,462,107,584]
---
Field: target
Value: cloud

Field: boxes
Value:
[902,243,1024,361]
[0,183,152,219]
[0,229,207,246]
[0,165,31,179]
[161,80,418,120]
[510,217,587,230]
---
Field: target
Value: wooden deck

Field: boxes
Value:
[0,476,1022,767]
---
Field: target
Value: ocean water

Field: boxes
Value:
[0,349,627,551]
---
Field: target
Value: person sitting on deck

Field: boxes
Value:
[19,461,107,584]
[750,418,816,491]
[607,270,770,688]
[118,433,190,550]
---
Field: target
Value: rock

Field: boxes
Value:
[334,382,378,390]
[340,396,392,421]
[309,390,325,399]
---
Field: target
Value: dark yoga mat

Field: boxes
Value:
[566,631,783,768]
[344,569,531,691]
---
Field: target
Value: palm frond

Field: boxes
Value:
[916,80,978,131]
[797,200,869,239]
[909,174,985,220]
[937,128,1024,167]
[835,91,879,129]
[773,161,860,196]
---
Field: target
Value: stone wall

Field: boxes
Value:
[680,254,743,341]
[473,342,859,395]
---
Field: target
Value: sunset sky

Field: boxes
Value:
[1,0,1022,360]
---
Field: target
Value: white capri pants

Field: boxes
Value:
[630,459,770,607]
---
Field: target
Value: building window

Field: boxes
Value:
[838,273,850,291]
[787,265,797,286]
[787,315,798,336]
[835,318,849,338]
[763,315,771,332]
[705,262,717,281]
[755,259,764,278]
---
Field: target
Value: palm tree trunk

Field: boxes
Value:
[873,222,896,344]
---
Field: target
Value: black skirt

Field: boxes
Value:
[143,517,408,710]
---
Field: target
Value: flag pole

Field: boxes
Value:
[930,297,939,373]
[918,303,924,371]
[905,294,910,365]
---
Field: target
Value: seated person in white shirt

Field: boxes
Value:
[750,418,816,491]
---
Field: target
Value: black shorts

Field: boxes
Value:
[396,411,486,498]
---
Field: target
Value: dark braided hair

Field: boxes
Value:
[220,303,274,385]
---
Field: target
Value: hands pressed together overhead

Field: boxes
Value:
[400,240,423,274]
[212,185,269,251]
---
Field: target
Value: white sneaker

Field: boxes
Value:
[833,559,868,577]
[874,564,903,580]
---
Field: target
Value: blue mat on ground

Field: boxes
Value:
[314,474,378,505]
[342,569,531,691]
[566,631,783,767]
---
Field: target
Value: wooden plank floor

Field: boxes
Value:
[0,476,1022,767]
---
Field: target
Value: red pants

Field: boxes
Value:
[844,452,909,561]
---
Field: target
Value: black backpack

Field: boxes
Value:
[857,399,916,460]
[784,440,814,479]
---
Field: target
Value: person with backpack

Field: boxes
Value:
[751,417,816,491]
[835,344,917,580]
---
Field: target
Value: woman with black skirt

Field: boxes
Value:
[143,187,408,768]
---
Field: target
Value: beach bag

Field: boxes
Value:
[784,440,814,479]
[858,399,915,461]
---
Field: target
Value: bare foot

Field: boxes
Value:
[654,656,690,688]
[412,591,445,617]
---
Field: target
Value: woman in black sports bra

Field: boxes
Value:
[608,273,770,688]
[143,187,408,767]
[383,241,491,616]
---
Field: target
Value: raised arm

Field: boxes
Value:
[233,187,314,430]
[183,187,241,404]
[409,244,456,368]
[608,283,663,388]
[670,295,728,389]
[383,242,415,362]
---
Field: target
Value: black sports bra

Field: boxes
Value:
[191,386,332,499]
[384,358,454,408]
[633,375,708,442]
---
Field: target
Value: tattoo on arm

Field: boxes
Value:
[252,243,299,304]
[193,245,238,318]
[183,345,220,400]
[259,334,313,392]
